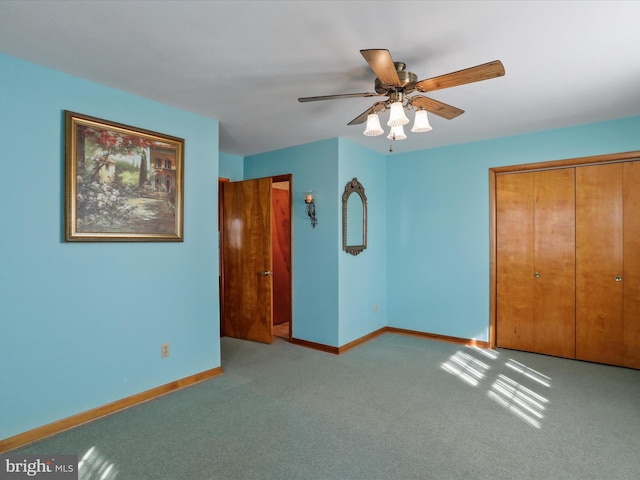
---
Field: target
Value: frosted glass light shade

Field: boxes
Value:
[411,109,433,133]
[363,113,384,136]
[387,125,407,140]
[387,101,409,127]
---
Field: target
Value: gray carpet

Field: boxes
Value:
[14,334,640,479]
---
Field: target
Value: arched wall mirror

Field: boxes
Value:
[342,177,367,256]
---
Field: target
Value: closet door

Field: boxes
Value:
[533,169,576,358]
[623,161,640,368]
[576,163,624,366]
[496,172,535,351]
[496,169,575,357]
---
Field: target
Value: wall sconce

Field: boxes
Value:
[304,190,317,228]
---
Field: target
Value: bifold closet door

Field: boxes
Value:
[532,169,576,358]
[623,161,640,368]
[496,169,575,357]
[496,172,535,352]
[576,163,624,366]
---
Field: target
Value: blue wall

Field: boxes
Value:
[387,116,640,341]
[0,55,220,441]
[219,152,243,180]
[338,140,387,345]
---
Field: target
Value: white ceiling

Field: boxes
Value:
[2,1,640,157]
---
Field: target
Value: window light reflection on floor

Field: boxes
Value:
[441,347,551,429]
[440,350,491,387]
[78,446,118,480]
[488,373,549,429]
[465,344,500,360]
[506,358,551,387]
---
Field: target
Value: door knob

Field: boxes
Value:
[261,271,273,276]
[615,275,622,282]
[534,272,541,278]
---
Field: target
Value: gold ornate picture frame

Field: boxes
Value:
[64,111,184,242]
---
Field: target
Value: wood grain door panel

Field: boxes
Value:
[576,163,624,365]
[623,161,640,368]
[496,173,535,351]
[533,169,576,357]
[221,178,274,344]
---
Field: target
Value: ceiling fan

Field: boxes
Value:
[298,49,505,142]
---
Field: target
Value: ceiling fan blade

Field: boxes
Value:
[360,49,401,87]
[415,60,505,93]
[410,96,465,120]
[347,107,374,125]
[298,92,379,103]
[347,102,387,125]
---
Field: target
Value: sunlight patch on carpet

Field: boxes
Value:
[78,446,118,480]
[441,348,551,429]
[440,350,491,386]
[506,359,551,387]
[488,374,549,429]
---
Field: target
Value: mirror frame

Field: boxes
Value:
[342,177,367,256]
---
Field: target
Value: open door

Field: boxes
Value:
[221,178,273,343]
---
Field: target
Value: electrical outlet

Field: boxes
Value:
[161,343,170,358]
[375,304,379,314]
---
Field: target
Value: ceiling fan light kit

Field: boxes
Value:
[298,49,505,148]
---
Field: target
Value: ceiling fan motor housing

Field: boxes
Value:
[374,62,418,94]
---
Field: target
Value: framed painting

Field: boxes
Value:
[64,111,184,242]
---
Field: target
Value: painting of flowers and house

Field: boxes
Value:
[65,111,184,242]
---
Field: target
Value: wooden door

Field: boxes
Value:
[221,178,274,344]
[533,168,575,357]
[496,172,535,351]
[576,163,624,365]
[496,169,575,357]
[623,161,640,368]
